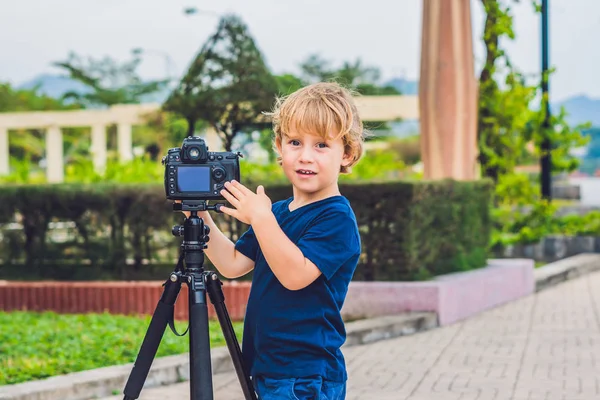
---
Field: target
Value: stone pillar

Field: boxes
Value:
[46,125,64,183]
[91,124,107,173]
[0,126,8,176]
[419,0,478,180]
[117,123,133,161]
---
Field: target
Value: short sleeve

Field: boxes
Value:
[296,210,361,280]
[235,226,259,261]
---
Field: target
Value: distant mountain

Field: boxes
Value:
[17,74,91,98]
[16,73,171,104]
[384,77,418,95]
[553,95,600,127]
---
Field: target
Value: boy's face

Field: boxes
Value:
[277,129,352,200]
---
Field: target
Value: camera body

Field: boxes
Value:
[162,136,241,201]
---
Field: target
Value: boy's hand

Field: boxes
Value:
[219,180,272,225]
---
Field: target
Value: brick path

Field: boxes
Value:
[103,271,600,400]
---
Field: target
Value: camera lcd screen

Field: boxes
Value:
[177,166,211,192]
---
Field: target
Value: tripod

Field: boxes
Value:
[122,200,257,400]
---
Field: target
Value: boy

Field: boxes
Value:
[186,82,365,399]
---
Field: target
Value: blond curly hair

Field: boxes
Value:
[265,82,366,174]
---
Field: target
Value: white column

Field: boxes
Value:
[0,127,8,176]
[91,124,107,173]
[204,127,223,151]
[46,125,64,183]
[117,123,133,161]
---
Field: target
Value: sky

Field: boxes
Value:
[0,0,598,102]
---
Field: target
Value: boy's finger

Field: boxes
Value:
[225,182,245,198]
[232,180,253,195]
[220,189,239,205]
[220,207,246,223]
[219,206,235,216]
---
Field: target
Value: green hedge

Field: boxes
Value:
[0,179,493,281]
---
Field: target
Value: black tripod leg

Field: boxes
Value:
[188,271,214,400]
[206,273,257,400]
[123,273,183,400]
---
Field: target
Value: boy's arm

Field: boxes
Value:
[252,213,321,291]
[179,209,254,279]
[216,181,321,290]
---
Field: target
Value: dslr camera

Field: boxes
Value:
[162,136,241,201]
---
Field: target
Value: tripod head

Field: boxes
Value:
[173,199,225,213]
[171,200,224,272]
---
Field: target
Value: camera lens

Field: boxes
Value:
[188,147,200,159]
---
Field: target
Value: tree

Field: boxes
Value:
[164,14,278,151]
[53,51,169,108]
[478,0,588,188]
[299,54,400,95]
[0,82,78,112]
[478,0,535,182]
[299,54,336,83]
[275,74,304,96]
[479,0,590,251]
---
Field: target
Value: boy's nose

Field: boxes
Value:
[299,148,314,162]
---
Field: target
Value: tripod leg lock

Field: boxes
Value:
[206,272,225,304]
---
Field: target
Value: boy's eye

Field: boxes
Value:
[317,143,328,149]
[289,140,300,146]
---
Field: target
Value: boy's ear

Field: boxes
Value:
[341,151,353,167]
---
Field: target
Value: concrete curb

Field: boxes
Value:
[343,312,438,347]
[534,253,600,292]
[3,253,600,400]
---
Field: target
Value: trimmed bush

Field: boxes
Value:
[0,179,493,281]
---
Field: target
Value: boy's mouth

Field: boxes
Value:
[296,169,317,175]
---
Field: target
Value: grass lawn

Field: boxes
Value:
[0,311,244,386]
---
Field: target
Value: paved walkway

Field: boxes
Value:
[103,271,600,400]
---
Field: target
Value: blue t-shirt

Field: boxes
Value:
[234,195,361,382]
